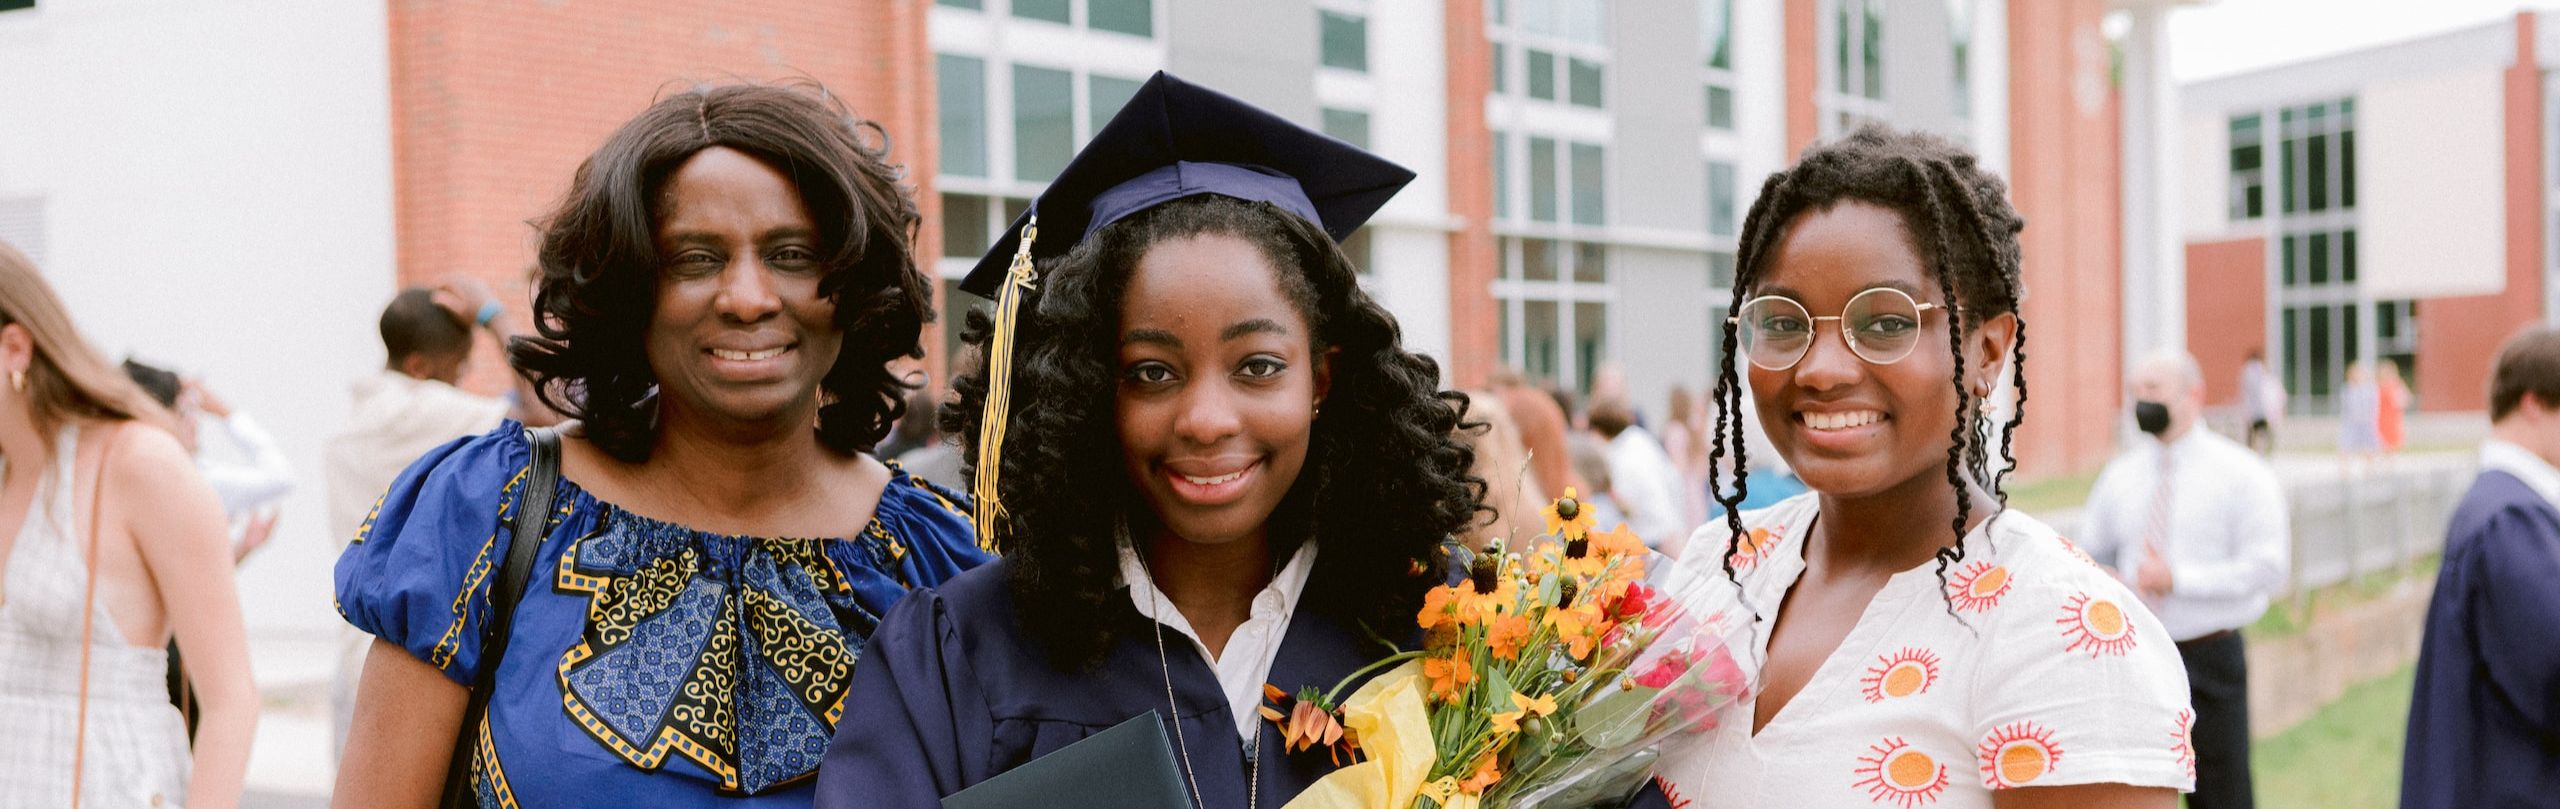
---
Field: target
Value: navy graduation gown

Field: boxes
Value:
[817,557,1399,808]
[2402,470,2560,809]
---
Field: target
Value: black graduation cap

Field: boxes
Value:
[956,71,1416,297]
[960,71,1415,547]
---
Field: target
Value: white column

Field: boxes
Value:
[2118,1,2185,364]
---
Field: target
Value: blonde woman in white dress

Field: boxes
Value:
[0,240,254,808]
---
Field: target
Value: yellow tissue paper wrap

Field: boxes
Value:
[1283,661,1434,809]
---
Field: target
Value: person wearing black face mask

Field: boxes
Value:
[2077,350,2290,809]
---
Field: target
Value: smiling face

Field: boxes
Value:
[1115,233,1330,549]
[646,146,844,434]
[1746,200,2011,501]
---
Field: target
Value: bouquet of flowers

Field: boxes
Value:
[1264,490,1757,809]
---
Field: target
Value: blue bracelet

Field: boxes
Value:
[475,301,502,328]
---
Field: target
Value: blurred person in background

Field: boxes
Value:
[1564,430,1631,548]
[121,361,291,561]
[2077,349,2287,809]
[889,386,964,491]
[330,81,989,808]
[1587,389,1689,550]
[1661,384,1712,528]
[1490,367,1575,501]
[0,240,255,808]
[2239,347,2281,455]
[1458,388,1544,546]
[122,360,291,744]
[2377,357,2408,457]
[2338,360,2381,470]
[2403,327,2560,809]
[321,282,517,764]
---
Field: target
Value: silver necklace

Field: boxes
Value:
[1141,550,1261,809]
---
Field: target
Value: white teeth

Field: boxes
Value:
[1180,470,1245,486]
[711,347,786,361]
[1805,410,1884,430]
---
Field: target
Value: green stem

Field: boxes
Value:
[1325,649,1426,702]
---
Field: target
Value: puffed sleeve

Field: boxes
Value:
[332,422,533,687]
[1966,543,2196,793]
[816,588,997,808]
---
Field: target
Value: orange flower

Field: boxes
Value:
[1546,603,1604,661]
[1423,648,1476,703]
[1485,614,1534,660]
[1458,751,1504,794]
[1418,584,1459,630]
[1542,488,1598,541]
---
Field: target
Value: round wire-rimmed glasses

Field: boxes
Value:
[1727,287,1954,371]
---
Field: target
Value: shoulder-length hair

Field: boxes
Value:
[944,195,1483,671]
[0,241,174,441]
[511,82,929,462]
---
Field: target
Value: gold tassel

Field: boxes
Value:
[972,216,1039,552]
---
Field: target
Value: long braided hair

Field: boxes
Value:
[1708,125,2029,613]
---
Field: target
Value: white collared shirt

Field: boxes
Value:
[2076,427,2291,641]
[1119,539,1319,743]
[2481,438,2560,512]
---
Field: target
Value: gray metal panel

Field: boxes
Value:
[2182,17,2515,117]
[1166,0,1319,125]
[1612,245,1716,427]
[1882,0,1966,143]
[1607,0,1706,232]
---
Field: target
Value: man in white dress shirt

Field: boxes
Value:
[1587,391,1691,552]
[2077,349,2289,809]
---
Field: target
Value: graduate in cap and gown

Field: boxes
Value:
[814,72,1482,808]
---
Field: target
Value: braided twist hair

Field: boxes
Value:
[1708,125,2029,614]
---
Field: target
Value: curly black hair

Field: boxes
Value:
[944,195,1482,671]
[1709,124,2029,614]
[510,82,930,462]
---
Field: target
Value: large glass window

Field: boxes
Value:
[1493,132,1511,221]
[1322,107,1372,150]
[2228,114,2264,221]
[1821,0,1887,134]
[1527,49,1558,100]
[1089,0,1152,37]
[937,0,981,8]
[1707,160,1738,237]
[1013,0,1070,24]
[937,54,988,178]
[1012,64,1074,182]
[1529,137,1559,222]
[1703,0,1735,131]
[1321,11,1369,72]
[1948,0,1974,119]
[1089,74,1142,132]
[942,194,990,258]
[1496,237,1612,393]
[2277,99,2355,216]
[1567,58,1605,108]
[1569,143,1605,225]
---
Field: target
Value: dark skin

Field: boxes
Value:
[334,147,887,807]
[1741,202,2169,809]
[1115,233,1331,657]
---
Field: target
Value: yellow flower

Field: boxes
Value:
[1542,488,1598,541]
[1489,709,1524,734]
[1510,690,1558,719]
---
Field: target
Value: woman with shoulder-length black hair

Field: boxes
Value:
[816,73,1479,808]
[332,82,990,808]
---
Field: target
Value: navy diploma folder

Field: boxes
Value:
[940,711,1195,809]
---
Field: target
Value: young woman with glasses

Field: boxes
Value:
[1638,126,2195,809]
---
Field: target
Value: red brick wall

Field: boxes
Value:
[1445,0,1498,390]
[2415,11,2547,412]
[2186,236,2269,406]
[1784,0,1817,159]
[387,0,938,394]
[2004,0,2122,478]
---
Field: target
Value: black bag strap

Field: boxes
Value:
[439,426,562,809]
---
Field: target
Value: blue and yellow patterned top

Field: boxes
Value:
[335,423,990,807]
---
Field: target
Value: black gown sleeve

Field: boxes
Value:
[816,589,996,808]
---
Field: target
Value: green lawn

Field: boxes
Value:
[2251,664,2414,809]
